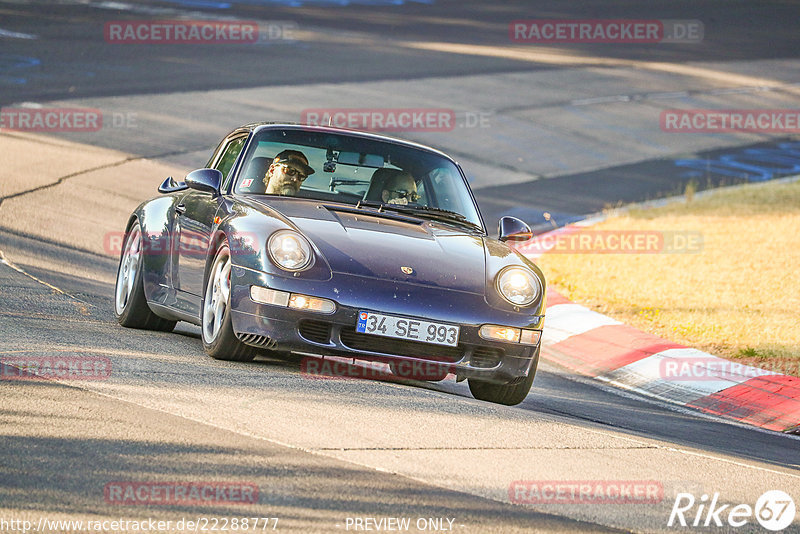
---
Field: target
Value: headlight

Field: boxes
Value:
[496,266,540,307]
[268,230,312,271]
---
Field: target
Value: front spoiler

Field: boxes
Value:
[228,266,543,384]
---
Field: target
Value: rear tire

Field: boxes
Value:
[468,346,539,405]
[201,240,258,362]
[114,220,176,332]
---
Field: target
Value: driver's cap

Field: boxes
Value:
[273,150,315,175]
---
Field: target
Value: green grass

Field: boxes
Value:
[538,179,800,375]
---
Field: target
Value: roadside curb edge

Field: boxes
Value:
[516,194,800,434]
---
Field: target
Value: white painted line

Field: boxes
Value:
[646,91,689,100]
[541,303,621,345]
[572,216,605,227]
[0,248,91,310]
[0,28,37,40]
[570,95,631,106]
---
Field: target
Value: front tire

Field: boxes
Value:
[201,240,257,362]
[114,220,176,332]
[468,346,539,405]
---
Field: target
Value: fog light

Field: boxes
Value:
[479,325,521,343]
[288,293,336,314]
[250,286,290,306]
[520,329,542,345]
[250,286,335,313]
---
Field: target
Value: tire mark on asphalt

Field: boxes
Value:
[495,82,800,115]
[0,249,91,314]
[0,226,113,261]
[0,146,204,209]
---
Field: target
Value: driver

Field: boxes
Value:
[381,170,418,205]
[264,150,315,195]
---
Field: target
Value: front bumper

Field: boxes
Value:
[229,266,544,384]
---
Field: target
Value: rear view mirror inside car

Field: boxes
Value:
[336,151,384,168]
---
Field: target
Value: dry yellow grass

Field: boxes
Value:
[537,179,800,375]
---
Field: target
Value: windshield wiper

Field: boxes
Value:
[354,199,385,210]
[389,205,484,232]
[355,201,484,232]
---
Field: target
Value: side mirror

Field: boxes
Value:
[158,176,188,194]
[498,216,533,243]
[185,168,222,196]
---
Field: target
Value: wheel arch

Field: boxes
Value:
[202,229,232,292]
[131,196,181,306]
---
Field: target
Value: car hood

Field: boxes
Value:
[254,198,487,293]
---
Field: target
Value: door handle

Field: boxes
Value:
[175,204,186,214]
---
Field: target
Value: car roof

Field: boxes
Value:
[234,122,457,162]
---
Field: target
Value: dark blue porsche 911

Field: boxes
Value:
[114,123,546,405]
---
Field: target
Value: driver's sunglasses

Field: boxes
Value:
[389,189,419,202]
[276,164,307,181]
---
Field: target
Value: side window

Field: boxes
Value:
[205,139,226,168]
[212,136,247,188]
[415,179,427,206]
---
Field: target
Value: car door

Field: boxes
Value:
[173,134,248,309]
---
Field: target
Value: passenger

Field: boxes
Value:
[381,170,418,205]
[264,150,315,196]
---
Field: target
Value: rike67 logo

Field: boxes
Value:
[668,490,796,531]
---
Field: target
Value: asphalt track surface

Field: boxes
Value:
[1,1,800,533]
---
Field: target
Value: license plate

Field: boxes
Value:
[356,311,460,347]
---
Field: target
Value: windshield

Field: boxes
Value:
[233,128,484,230]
